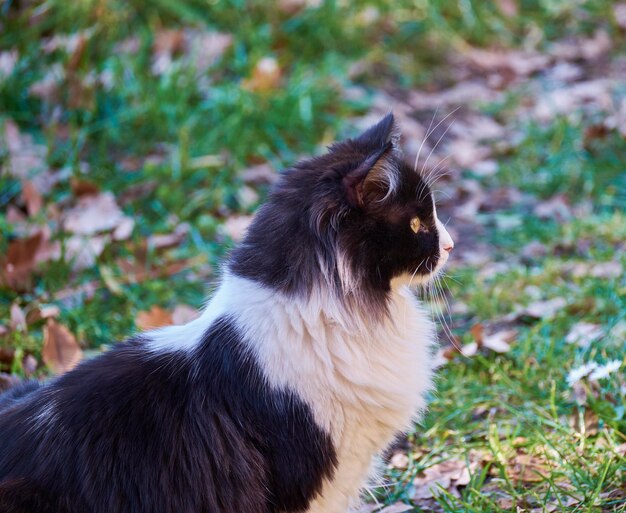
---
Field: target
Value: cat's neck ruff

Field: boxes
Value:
[148,270,430,355]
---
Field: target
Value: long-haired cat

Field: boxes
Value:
[0,113,453,513]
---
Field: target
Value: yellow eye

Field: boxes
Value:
[410,217,421,233]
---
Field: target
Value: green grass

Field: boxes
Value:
[1,0,625,510]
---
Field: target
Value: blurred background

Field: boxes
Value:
[0,0,625,510]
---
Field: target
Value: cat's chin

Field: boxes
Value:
[391,258,449,289]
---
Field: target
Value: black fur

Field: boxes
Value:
[231,113,439,314]
[0,318,336,512]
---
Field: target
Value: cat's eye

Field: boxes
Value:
[410,217,421,233]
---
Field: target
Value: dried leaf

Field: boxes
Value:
[42,319,83,374]
[390,452,410,470]
[412,459,476,499]
[523,297,567,320]
[565,323,603,348]
[187,30,232,74]
[240,163,278,184]
[70,177,99,197]
[136,306,174,330]
[21,180,43,216]
[25,304,61,324]
[0,232,43,290]
[507,452,551,483]
[379,504,413,513]
[22,354,37,377]
[112,217,135,241]
[10,303,26,331]
[63,192,130,236]
[220,215,253,242]
[482,329,516,353]
[3,119,47,179]
[243,57,281,92]
[147,223,190,250]
[64,235,109,271]
[171,304,200,325]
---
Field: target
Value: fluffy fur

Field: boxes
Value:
[0,114,453,512]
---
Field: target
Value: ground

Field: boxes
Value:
[0,1,625,511]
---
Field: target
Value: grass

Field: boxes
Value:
[1,0,625,510]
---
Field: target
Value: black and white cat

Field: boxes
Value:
[0,113,453,513]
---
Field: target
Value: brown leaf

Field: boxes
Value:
[187,30,232,74]
[42,319,83,374]
[10,302,27,331]
[482,329,516,353]
[135,306,174,331]
[412,458,476,499]
[3,119,47,179]
[147,223,190,250]
[63,192,130,236]
[0,348,15,365]
[70,176,100,197]
[0,232,43,290]
[171,304,200,325]
[506,452,551,483]
[495,0,518,17]
[219,215,253,242]
[22,180,43,216]
[22,354,38,377]
[25,304,61,324]
[242,57,281,93]
[240,163,278,184]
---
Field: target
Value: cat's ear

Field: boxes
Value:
[354,112,399,149]
[343,114,401,208]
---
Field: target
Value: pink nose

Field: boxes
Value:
[443,243,454,253]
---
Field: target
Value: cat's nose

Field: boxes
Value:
[443,242,454,253]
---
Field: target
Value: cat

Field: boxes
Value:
[0,113,453,513]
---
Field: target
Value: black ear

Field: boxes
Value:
[343,114,401,208]
[355,113,399,150]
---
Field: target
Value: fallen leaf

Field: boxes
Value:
[3,119,47,180]
[25,304,61,324]
[243,57,281,92]
[378,504,413,513]
[533,194,572,221]
[615,3,626,29]
[495,0,518,17]
[565,322,603,347]
[63,192,131,236]
[42,319,83,374]
[506,452,551,483]
[21,180,43,216]
[171,304,200,325]
[0,50,18,79]
[147,223,190,250]
[112,217,135,241]
[136,306,174,330]
[219,215,253,242]
[70,176,99,197]
[390,452,410,470]
[22,354,37,377]
[0,232,44,290]
[9,303,26,331]
[482,329,517,353]
[411,458,476,499]
[523,297,567,320]
[151,29,185,75]
[240,162,278,184]
[187,30,233,74]
[64,235,109,270]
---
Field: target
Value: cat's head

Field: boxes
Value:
[230,114,454,306]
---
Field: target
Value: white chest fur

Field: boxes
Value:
[149,274,436,512]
